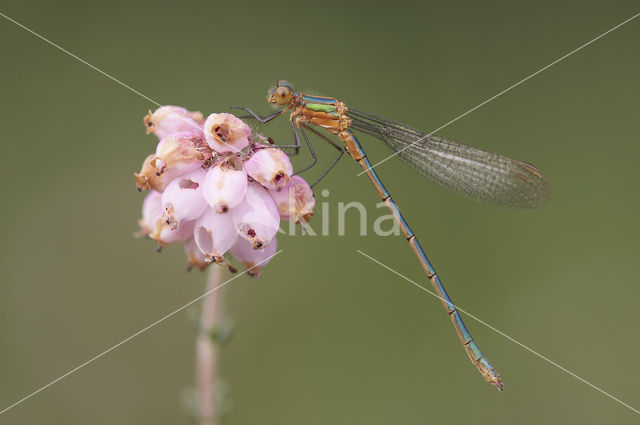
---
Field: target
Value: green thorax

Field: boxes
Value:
[300,94,340,115]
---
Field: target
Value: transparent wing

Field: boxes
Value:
[349,108,550,208]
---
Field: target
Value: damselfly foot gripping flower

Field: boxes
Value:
[134,107,314,276]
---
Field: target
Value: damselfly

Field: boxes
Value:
[233,80,551,390]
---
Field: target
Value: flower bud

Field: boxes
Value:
[144,106,204,139]
[184,237,209,271]
[161,168,208,229]
[269,175,315,223]
[194,208,238,263]
[202,157,247,213]
[230,236,277,277]
[231,182,279,249]
[135,131,211,192]
[203,113,251,153]
[244,147,293,190]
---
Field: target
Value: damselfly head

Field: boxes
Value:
[268,80,294,105]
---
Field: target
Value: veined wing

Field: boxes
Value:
[348,109,550,208]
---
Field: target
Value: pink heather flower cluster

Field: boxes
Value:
[135,106,315,276]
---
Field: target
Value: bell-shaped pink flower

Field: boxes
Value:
[134,132,211,192]
[138,190,163,236]
[230,236,277,277]
[231,182,279,249]
[202,157,247,213]
[194,208,238,263]
[144,106,204,139]
[137,131,212,192]
[269,175,315,223]
[184,237,209,271]
[138,191,194,246]
[157,220,195,246]
[161,168,208,229]
[155,131,211,174]
[203,113,251,153]
[244,147,293,190]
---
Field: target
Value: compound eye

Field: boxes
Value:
[274,86,292,105]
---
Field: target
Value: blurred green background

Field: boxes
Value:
[1,0,639,423]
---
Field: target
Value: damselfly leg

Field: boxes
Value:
[230,105,286,123]
[301,124,344,188]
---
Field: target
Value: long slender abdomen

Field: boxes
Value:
[341,130,504,390]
